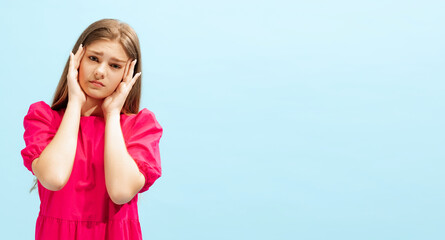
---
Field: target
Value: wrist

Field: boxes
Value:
[68,96,85,108]
[66,100,83,113]
[104,111,121,121]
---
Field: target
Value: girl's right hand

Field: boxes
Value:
[67,44,86,106]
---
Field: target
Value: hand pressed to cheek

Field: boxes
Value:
[67,44,87,105]
[120,59,141,93]
[102,59,141,117]
[122,59,132,81]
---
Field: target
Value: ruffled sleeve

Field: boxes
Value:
[124,109,163,193]
[21,101,58,175]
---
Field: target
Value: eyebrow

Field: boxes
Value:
[88,50,127,63]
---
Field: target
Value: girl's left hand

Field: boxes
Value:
[102,59,141,117]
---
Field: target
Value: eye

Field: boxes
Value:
[110,64,121,69]
[89,56,98,62]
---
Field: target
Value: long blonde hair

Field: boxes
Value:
[30,19,143,192]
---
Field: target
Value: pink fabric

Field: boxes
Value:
[21,101,163,240]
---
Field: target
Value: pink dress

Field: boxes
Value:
[21,101,163,240]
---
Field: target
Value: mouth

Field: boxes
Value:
[89,80,105,87]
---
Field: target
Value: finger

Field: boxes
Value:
[69,52,75,70]
[72,44,83,64]
[122,59,131,81]
[124,59,136,83]
[74,44,83,56]
[120,72,140,97]
[129,72,141,88]
[77,47,85,69]
[74,45,85,69]
[125,59,137,83]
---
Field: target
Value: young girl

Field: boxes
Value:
[21,19,163,240]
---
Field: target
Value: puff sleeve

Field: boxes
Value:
[124,109,163,193]
[21,101,58,175]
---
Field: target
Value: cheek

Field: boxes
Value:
[107,72,123,91]
[78,63,89,81]
[78,66,84,80]
[112,71,124,84]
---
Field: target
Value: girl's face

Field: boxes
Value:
[78,39,130,100]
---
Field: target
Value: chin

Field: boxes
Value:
[88,95,107,100]
[85,91,108,100]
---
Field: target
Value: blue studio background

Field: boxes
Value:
[0,0,444,239]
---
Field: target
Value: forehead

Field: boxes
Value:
[86,39,129,59]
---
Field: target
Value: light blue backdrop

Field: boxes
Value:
[0,0,444,239]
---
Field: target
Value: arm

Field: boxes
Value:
[32,102,81,191]
[102,59,143,205]
[32,45,86,191]
[104,113,145,205]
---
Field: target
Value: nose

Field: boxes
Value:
[94,63,106,79]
